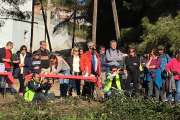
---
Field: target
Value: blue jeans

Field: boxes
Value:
[106,65,120,75]
[167,80,180,103]
[0,68,13,88]
[59,70,70,84]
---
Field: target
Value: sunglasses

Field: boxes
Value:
[130,51,134,53]
[74,50,79,52]
[22,49,27,50]
[112,70,117,72]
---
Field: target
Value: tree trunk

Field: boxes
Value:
[111,0,121,45]
[72,4,77,48]
[92,0,98,45]
[30,0,34,53]
[46,0,51,51]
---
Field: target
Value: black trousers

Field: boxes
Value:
[125,70,140,93]
[82,81,95,97]
[69,72,81,96]
[18,73,25,93]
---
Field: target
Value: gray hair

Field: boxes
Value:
[6,41,13,46]
[40,41,46,45]
[110,40,117,44]
[87,42,93,47]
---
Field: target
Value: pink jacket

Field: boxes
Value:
[165,58,180,80]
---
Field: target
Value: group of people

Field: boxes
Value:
[0,40,180,104]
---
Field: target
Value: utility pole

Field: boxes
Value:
[72,3,77,48]
[111,0,120,44]
[46,0,51,50]
[92,0,98,45]
[30,0,34,53]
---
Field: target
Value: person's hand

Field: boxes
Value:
[117,69,121,74]
[133,63,137,65]
[42,79,48,84]
[82,72,84,76]
[4,59,11,62]
[34,66,39,70]
[123,70,127,74]
[49,79,53,84]
[111,57,115,59]
[146,66,149,69]
[13,60,19,63]
[19,64,24,68]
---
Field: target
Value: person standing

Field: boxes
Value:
[14,45,32,95]
[67,47,81,96]
[99,45,106,88]
[50,55,70,98]
[157,45,171,101]
[166,50,180,104]
[79,42,101,100]
[37,41,51,73]
[145,48,162,101]
[0,41,14,88]
[106,40,122,74]
[79,48,84,57]
[125,48,140,94]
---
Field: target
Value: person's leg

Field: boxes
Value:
[60,83,64,97]
[160,78,166,101]
[68,79,74,96]
[6,68,13,88]
[0,76,5,87]
[125,71,132,91]
[33,93,47,102]
[106,67,110,75]
[132,70,140,93]
[47,93,55,101]
[167,91,172,103]
[148,78,154,97]
[174,80,180,104]
[154,80,160,101]
[100,72,106,88]
[82,81,89,96]
[18,73,24,93]
[75,79,81,96]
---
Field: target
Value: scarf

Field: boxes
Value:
[20,53,26,74]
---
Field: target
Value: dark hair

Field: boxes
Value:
[50,55,58,65]
[110,65,117,71]
[99,45,105,50]
[20,45,27,52]
[119,47,126,54]
[128,47,137,57]
[32,73,39,78]
[6,41,13,46]
[40,41,46,45]
[151,48,159,56]
[33,51,40,56]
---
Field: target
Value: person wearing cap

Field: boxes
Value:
[28,51,42,74]
[157,45,171,101]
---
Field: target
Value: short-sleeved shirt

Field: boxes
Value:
[4,49,11,68]
[147,58,161,77]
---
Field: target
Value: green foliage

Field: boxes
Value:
[1,92,180,119]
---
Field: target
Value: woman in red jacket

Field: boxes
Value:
[166,50,180,104]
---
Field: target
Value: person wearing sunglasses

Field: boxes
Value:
[125,47,140,95]
[67,47,81,96]
[14,45,32,95]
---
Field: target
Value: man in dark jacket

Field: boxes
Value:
[99,45,106,88]
[0,41,14,88]
[37,41,51,73]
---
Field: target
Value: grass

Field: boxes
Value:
[0,91,180,120]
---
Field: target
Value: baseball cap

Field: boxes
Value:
[157,45,164,50]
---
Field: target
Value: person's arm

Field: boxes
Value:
[106,49,117,62]
[24,54,32,67]
[133,57,140,68]
[146,58,152,68]
[107,73,116,80]
[167,54,171,62]
[125,57,133,67]
[165,59,174,73]
[114,50,122,61]
[149,58,161,69]
[79,54,86,74]
[28,81,41,91]
[28,60,34,71]
[54,60,63,74]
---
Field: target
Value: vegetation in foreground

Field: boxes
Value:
[0,91,180,120]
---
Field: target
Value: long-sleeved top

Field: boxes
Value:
[119,54,128,69]
[146,58,161,77]
[106,48,122,67]
[158,53,171,76]
[28,58,42,73]
[166,58,180,80]
[99,53,106,72]
[67,55,81,73]
[51,57,70,74]
[125,56,140,71]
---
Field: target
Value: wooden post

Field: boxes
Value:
[92,0,98,45]
[40,0,52,52]
[72,3,76,48]
[46,0,51,51]
[30,0,34,53]
[111,0,120,44]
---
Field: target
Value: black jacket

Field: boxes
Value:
[14,51,32,78]
[0,47,13,64]
[67,55,81,74]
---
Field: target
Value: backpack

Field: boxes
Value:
[108,48,120,57]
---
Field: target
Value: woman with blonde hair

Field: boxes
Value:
[125,47,140,94]
[67,47,81,96]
